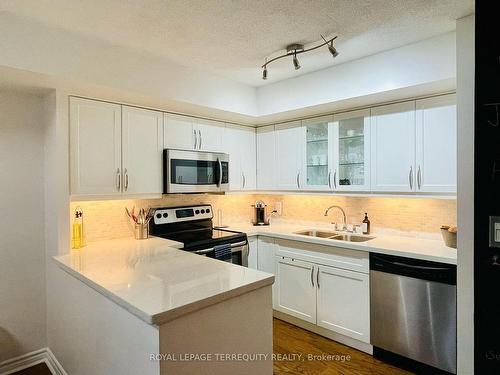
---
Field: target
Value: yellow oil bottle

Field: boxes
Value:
[72,207,86,249]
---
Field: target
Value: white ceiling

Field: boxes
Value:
[1,0,473,87]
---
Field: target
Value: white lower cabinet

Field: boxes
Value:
[257,237,277,308]
[275,256,316,323]
[316,265,370,343]
[260,237,370,346]
[247,237,258,270]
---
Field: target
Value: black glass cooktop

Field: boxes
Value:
[157,228,246,251]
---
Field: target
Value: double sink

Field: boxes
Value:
[294,229,374,243]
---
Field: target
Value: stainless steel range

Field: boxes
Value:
[149,204,248,266]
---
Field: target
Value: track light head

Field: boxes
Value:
[328,43,339,58]
[293,53,301,70]
[262,65,268,80]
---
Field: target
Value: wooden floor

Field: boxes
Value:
[11,362,52,375]
[273,318,414,375]
[12,320,412,375]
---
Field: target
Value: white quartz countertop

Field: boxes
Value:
[53,237,274,325]
[223,222,457,265]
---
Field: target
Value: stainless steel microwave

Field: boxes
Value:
[163,149,229,193]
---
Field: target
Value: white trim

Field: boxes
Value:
[0,348,67,375]
[224,190,457,200]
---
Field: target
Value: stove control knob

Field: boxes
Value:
[201,209,205,214]
[156,213,162,219]
[163,213,168,218]
[195,209,200,214]
[206,208,210,213]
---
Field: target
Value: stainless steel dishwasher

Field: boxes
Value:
[370,253,457,374]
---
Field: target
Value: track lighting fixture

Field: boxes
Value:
[261,35,338,80]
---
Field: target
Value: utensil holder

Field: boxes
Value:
[134,224,149,240]
[440,226,457,248]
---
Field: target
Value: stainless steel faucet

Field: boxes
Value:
[324,205,347,231]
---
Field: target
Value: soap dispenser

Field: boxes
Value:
[362,213,371,235]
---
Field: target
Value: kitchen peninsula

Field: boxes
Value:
[50,237,274,375]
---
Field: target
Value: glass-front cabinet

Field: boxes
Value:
[332,109,371,191]
[302,115,334,190]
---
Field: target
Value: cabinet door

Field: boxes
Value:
[196,119,225,152]
[370,101,416,192]
[257,237,277,308]
[257,237,276,274]
[247,237,258,270]
[224,124,243,190]
[256,126,277,190]
[241,127,257,190]
[333,109,371,191]
[164,113,196,150]
[224,124,256,191]
[275,257,316,323]
[416,95,457,193]
[316,265,370,343]
[122,106,164,196]
[275,121,304,190]
[70,97,122,195]
[302,115,334,190]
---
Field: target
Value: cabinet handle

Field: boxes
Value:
[198,130,202,149]
[409,166,413,190]
[296,171,301,189]
[328,170,332,189]
[193,130,197,149]
[116,168,121,191]
[417,165,422,190]
[317,268,320,289]
[242,173,246,189]
[124,168,129,191]
[333,170,337,189]
[310,266,315,287]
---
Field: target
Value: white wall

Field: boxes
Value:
[0,13,457,123]
[0,13,258,117]
[257,32,456,117]
[456,14,475,375]
[0,91,47,361]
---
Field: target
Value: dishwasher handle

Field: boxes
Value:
[370,253,456,285]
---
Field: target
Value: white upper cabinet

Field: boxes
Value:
[302,116,334,190]
[276,121,305,190]
[275,256,317,324]
[316,264,370,343]
[164,115,224,152]
[256,126,277,190]
[196,118,225,152]
[164,113,196,150]
[332,109,371,191]
[415,95,457,193]
[70,97,122,196]
[122,106,164,195]
[224,124,256,191]
[370,101,416,192]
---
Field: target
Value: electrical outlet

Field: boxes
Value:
[275,201,283,216]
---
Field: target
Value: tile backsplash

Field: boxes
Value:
[70,194,456,242]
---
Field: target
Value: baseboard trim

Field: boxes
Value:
[273,311,373,354]
[0,348,67,375]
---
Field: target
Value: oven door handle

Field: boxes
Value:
[193,240,248,254]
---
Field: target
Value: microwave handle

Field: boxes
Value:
[216,158,223,187]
